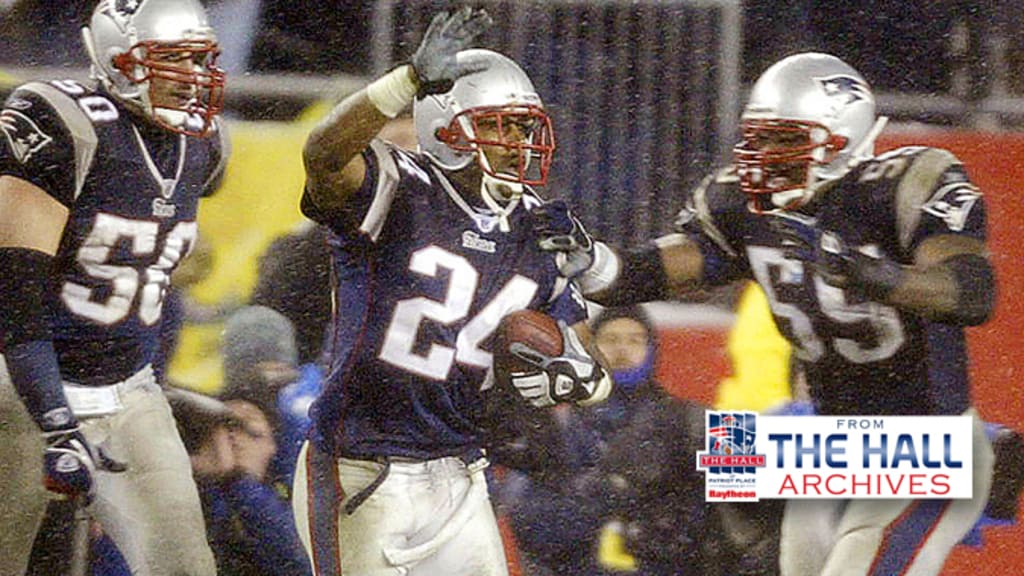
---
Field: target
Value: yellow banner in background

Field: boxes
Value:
[167,111,322,393]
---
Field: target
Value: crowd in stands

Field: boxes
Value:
[1,0,1018,98]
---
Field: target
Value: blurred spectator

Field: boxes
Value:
[589,305,782,575]
[219,305,323,496]
[222,399,277,482]
[167,387,312,576]
[596,399,784,576]
[250,223,332,366]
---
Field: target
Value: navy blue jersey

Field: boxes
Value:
[677,147,986,416]
[301,139,587,459]
[0,80,228,385]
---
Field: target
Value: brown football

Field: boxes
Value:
[494,309,563,372]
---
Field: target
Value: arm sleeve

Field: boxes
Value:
[0,248,75,431]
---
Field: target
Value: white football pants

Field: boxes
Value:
[293,441,509,576]
[0,358,216,576]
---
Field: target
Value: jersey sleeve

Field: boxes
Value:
[894,148,987,253]
[673,168,751,286]
[0,82,95,207]
[300,138,403,240]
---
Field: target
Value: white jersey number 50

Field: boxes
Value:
[61,213,196,326]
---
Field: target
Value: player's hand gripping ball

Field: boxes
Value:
[495,309,606,407]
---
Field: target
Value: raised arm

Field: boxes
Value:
[302,7,492,214]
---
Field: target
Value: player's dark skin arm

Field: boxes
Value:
[302,67,419,213]
[888,234,992,321]
[586,231,991,323]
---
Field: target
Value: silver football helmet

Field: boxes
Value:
[734,52,887,212]
[82,0,225,137]
[413,49,555,187]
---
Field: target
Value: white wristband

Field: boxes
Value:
[578,241,621,296]
[365,65,418,118]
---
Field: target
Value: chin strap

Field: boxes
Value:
[480,173,522,232]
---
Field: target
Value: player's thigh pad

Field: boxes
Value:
[84,383,216,576]
[0,356,48,576]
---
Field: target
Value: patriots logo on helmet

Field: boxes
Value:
[115,0,142,16]
[816,75,871,106]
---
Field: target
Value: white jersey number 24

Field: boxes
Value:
[379,245,540,380]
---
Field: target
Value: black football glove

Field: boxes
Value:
[508,320,610,407]
[775,219,903,301]
[815,230,904,300]
[532,200,596,278]
[410,7,493,97]
[43,426,126,504]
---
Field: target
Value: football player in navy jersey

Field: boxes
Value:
[289,8,612,576]
[0,0,227,574]
[537,52,997,576]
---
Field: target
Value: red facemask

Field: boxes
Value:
[436,104,555,186]
[734,118,847,212]
[113,40,226,138]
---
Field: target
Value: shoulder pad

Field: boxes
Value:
[6,82,98,201]
[675,166,743,257]
[891,147,969,250]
